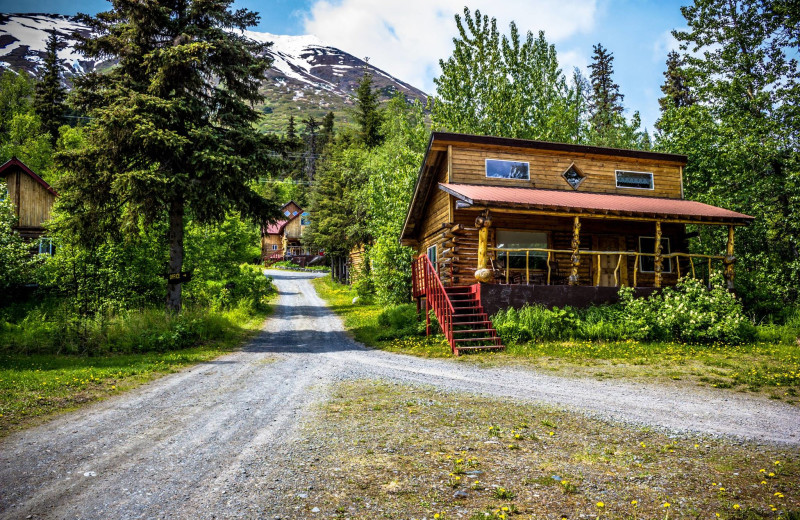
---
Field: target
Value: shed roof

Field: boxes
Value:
[439,183,754,224]
[0,157,58,196]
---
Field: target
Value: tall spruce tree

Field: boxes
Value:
[658,50,694,111]
[354,71,383,147]
[302,116,321,180]
[587,43,624,137]
[33,30,66,147]
[59,0,278,312]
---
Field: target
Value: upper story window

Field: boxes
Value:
[486,159,529,180]
[616,170,654,190]
[561,163,586,190]
[38,237,55,256]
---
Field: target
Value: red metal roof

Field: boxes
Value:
[439,183,754,223]
[266,219,289,234]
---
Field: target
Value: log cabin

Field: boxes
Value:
[400,132,754,355]
[1,157,57,253]
[261,201,317,266]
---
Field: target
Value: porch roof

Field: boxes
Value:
[439,183,754,225]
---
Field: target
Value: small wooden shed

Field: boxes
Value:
[0,157,57,240]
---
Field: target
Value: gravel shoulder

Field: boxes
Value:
[1,270,798,519]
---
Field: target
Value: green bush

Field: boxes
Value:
[375,303,429,340]
[492,275,756,345]
[618,274,755,344]
[186,263,274,312]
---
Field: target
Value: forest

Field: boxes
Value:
[1,0,798,359]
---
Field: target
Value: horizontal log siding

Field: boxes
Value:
[450,146,683,199]
[6,172,55,229]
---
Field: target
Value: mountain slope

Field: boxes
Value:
[0,13,429,133]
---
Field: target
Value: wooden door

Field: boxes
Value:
[596,236,620,287]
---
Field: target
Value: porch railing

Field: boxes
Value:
[488,247,725,287]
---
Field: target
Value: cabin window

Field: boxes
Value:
[638,237,672,273]
[496,230,548,270]
[284,210,291,216]
[561,163,586,190]
[38,237,55,256]
[616,170,654,189]
[486,159,530,180]
[301,212,310,225]
[272,244,278,250]
[427,244,437,267]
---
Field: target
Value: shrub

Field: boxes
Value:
[492,275,756,345]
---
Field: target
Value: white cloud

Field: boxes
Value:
[303,0,598,93]
[652,28,681,61]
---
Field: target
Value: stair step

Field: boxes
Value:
[453,328,498,335]
[454,337,497,343]
[455,345,505,352]
[452,313,488,320]
[452,320,492,326]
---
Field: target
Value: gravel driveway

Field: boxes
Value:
[1,269,798,519]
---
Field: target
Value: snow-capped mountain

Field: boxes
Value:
[0,13,428,132]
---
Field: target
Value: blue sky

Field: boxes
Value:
[0,0,690,132]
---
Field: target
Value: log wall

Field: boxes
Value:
[450,145,683,199]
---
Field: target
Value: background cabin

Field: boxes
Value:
[400,133,753,355]
[1,157,57,252]
[262,201,319,267]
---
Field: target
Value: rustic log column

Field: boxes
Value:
[569,216,581,286]
[724,224,736,290]
[474,212,494,283]
[654,221,663,288]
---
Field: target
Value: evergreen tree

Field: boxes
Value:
[286,115,297,140]
[354,71,383,147]
[320,111,335,148]
[33,30,66,147]
[658,50,694,112]
[59,0,279,312]
[587,43,624,137]
[302,116,321,181]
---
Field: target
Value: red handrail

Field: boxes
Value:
[412,255,455,351]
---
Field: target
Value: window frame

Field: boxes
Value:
[426,244,437,266]
[485,158,530,181]
[38,237,55,256]
[616,170,654,190]
[638,236,672,273]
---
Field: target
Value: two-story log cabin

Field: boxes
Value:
[400,133,753,355]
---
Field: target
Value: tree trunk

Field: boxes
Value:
[166,198,184,312]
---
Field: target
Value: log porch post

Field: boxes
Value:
[724,224,736,290]
[654,221,663,288]
[569,216,581,286]
[474,212,493,283]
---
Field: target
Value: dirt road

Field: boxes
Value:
[2,270,798,519]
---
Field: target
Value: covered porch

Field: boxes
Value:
[433,184,753,306]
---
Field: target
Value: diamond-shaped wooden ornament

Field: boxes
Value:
[561,162,586,190]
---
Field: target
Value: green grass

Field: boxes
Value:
[313,278,800,401]
[312,277,451,356]
[0,304,271,437]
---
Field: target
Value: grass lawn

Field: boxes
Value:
[0,306,269,438]
[313,278,800,403]
[297,379,799,520]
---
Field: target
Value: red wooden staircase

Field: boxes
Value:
[412,255,504,356]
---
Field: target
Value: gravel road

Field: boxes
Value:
[2,269,799,519]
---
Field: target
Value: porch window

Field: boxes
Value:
[496,230,548,270]
[638,237,672,273]
[486,159,530,180]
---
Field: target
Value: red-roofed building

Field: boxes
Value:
[261,201,315,265]
[400,133,754,354]
[1,157,57,252]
